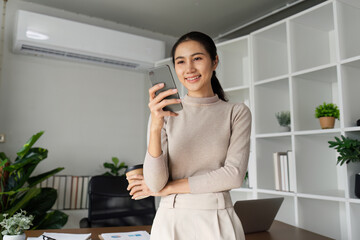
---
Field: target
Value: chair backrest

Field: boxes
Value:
[87,175,156,227]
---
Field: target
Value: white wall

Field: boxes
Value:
[0,0,177,228]
[0,0,176,175]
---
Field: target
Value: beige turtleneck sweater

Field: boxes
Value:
[143,94,252,194]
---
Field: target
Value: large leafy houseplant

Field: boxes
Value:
[328,135,360,166]
[0,131,68,238]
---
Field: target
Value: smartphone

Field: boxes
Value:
[148,65,183,112]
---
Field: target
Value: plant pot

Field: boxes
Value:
[319,117,335,129]
[3,234,26,240]
[279,126,291,132]
[355,173,360,198]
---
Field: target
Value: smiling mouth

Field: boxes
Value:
[185,75,201,82]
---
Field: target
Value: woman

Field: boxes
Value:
[127,31,251,240]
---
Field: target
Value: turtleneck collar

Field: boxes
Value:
[183,94,220,105]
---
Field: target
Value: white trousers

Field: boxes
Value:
[150,192,245,240]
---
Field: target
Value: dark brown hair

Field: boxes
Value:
[171,31,228,102]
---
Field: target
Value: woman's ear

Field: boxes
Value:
[213,55,219,70]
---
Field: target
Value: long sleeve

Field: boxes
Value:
[188,104,252,193]
[143,116,169,192]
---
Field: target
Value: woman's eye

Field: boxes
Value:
[193,57,202,61]
[176,60,184,64]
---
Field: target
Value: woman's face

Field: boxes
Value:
[174,40,218,98]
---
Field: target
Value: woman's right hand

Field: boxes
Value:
[148,83,181,130]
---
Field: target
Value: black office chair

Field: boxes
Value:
[79,175,156,228]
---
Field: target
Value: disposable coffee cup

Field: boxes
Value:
[125,164,148,200]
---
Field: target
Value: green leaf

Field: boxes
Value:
[24,188,57,216]
[16,131,45,159]
[34,210,68,230]
[27,168,64,187]
[5,187,41,216]
[112,157,119,166]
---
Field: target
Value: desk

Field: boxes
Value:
[26,221,333,240]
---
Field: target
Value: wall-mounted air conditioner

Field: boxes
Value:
[13,10,165,70]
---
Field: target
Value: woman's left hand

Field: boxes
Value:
[127,174,165,199]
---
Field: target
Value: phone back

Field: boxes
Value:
[148,65,182,112]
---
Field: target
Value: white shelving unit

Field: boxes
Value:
[212,0,358,239]
[155,1,360,238]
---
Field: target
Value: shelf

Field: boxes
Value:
[291,65,340,131]
[252,22,288,82]
[295,133,345,198]
[253,74,289,86]
[225,88,250,107]
[256,136,292,191]
[257,189,295,197]
[256,132,291,138]
[254,78,290,134]
[231,187,254,193]
[344,131,360,199]
[344,126,360,132]
[229,190,254,203]
[289,2,336,72]
[297,197,346,239]
[336,0,360,60]
[340,59,360,128]
[258,193,296,226]
[350,202,360,240]
[217,37,250,89]
[293,128,341,136]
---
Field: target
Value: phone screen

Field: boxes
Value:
[148,65,183,112]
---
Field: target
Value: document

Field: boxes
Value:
[27,232,91,240]
[100,231,150,240]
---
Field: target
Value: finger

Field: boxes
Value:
[130,185,143,196]
[155,98,181,110]
[126,174,144,181]
[149,83,164,101]
[152,88,179,104]
[127,179,143,191]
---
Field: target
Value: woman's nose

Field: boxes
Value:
[185,61,195,73]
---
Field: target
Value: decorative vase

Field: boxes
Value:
[319,117,335,129]
[3,234,26,240]
[355,173,360,199]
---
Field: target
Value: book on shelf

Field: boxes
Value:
[287,150,296,192]
[76,176,83,209]
[273,151,295,192]
[52,176,60,209]
[64,175,73,209]
[58,176,66,210]
[273,152,286,191]
[82,176,90,209]
[99,231,150,240]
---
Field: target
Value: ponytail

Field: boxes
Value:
[211,71,228,102]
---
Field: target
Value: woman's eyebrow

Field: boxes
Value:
[175,52,205,60]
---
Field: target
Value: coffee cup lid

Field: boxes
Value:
[125,164,143,173]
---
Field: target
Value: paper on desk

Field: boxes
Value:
[28,232,91,240]
[100,231,150,240]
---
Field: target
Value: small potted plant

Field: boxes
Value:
[315,102,339,129]
[102,157,128,176]
[275,111,291,132]
[328,135,360,198]
[0,210,34,240]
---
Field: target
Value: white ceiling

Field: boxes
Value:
[22,0,304,39]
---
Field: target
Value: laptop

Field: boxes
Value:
[234,197,284,234]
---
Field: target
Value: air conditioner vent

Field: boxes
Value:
[21,44,139,69]
[14,10,165,70]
